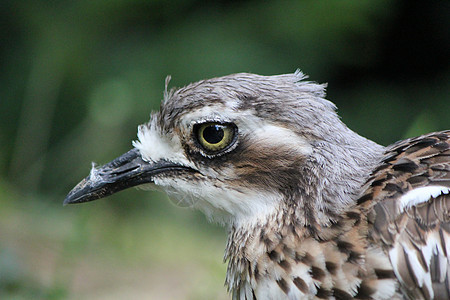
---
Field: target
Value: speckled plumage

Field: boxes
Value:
[225,130,450,300]
[65,72,449,299]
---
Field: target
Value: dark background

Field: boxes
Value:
[1,0,449,298]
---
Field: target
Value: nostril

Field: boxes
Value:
[111,165,140,176]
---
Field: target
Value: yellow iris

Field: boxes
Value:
[197,123,234,152]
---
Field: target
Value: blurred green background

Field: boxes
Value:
[1,0,449,299]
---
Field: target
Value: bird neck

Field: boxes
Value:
[224,205,385,298]
[296,128,385,227]
[223,129,386,297]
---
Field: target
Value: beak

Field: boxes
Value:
[64,148,190,205]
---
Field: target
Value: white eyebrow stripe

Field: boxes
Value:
[398,186,450,212]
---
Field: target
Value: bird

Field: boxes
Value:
[65,71,450,300]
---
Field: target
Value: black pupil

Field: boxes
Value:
[203,125,224,144]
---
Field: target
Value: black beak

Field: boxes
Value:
[64,148,191,205]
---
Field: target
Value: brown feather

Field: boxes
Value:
[362,131,450,299]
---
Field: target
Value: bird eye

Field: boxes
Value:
[195,122,236,153]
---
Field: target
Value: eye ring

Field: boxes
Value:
[194,122,237,154]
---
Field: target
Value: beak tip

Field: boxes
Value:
[63,191,81,206]
[63,195,76,206]
[63,148,163,207]
[63,176,97,205]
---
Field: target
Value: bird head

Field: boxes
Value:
[65,71,382,227]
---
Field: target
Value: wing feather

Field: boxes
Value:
[362,131,450,299]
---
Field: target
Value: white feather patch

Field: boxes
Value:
[389,221,449,299]
[371,279,397,300]
[253,124,313,156]
[89,162,101,182]
[132,122,188,166]
[398,185,450,212]
[366,246,397,299]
